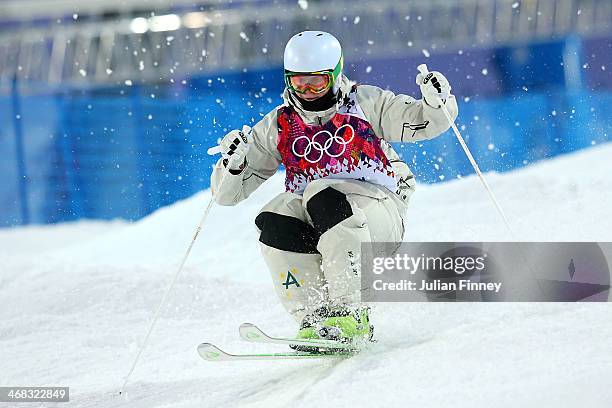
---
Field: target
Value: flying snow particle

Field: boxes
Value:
[139,61,144,71]
[72,14,78,20]
[481,68,488,75]
[147,114,153,120]
[512,2,519,9]
[366,66,372,73]
[464,96,471,102]
[367,40,374,45]
[422,49,430,58]
[407,41,413,47]
[79,69,87,77]
[297,0,308,10]
[488,143,495,151]
[239,32,250,42]
[602,65,606,71]
[125,80,133,86]
[552,110,557,116]
[105,68,113,75]
[354,16,360,24]
[262,47,268,54]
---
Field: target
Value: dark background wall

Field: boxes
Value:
[1,35,610,226]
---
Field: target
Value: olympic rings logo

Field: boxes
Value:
[291,124,355,163]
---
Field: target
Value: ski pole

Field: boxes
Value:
[119,125,251,395]
[417,64,517,240]
[418,65,546,298]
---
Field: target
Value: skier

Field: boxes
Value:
[211,31,458,348]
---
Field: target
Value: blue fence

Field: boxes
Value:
[1,37,611,227]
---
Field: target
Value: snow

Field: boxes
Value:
[1,144,612,407]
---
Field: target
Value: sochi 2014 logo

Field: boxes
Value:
[291,124,355,163]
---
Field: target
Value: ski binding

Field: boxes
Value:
[239,323,358,351]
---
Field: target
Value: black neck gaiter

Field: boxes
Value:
[293,89,338,112]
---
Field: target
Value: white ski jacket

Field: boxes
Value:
[211,74,458,206]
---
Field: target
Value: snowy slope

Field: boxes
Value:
[1,144,612,408]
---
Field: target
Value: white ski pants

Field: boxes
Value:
[255,178,408,322]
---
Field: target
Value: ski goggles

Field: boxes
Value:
[284,56,344,95]
[285,72,332,94]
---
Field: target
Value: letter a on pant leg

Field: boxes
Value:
[255,192,328,322]
[260,245,327,322]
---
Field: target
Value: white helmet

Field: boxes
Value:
[283,31,344,94]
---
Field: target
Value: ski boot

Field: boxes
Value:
[291,305,374,353]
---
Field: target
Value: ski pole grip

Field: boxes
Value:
[207,125,253,156]
[417,64,429,76]
[417,63,445,107]
[207,145,222,155]
[241,124,253,143]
